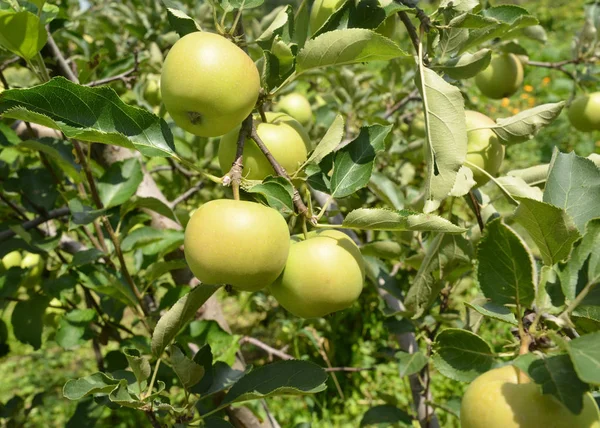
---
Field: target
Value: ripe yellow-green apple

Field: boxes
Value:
[144,74,161,105]
[568,92,600,132]
[270,230,365,318]
[20,251,44,288]
[274,93,313,127]
[410,114,426,138]
[161,32,260,137]
[218,112,309,180]
[475,53,524,99]
[309,0,345,35]
[1,251,22,272]
[184,199,290,292]
[461,365,600,428]
[465,110,504,187]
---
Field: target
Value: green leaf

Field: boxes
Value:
[330,125,391,198]
[415,67,467,213]
[170,345,205,390]
[368,172,404,210]
[97,158,144,209]
[56,309,97,349]
[162,0,202,37]
[296,29,407,73]
[68,199,106,228]
[0,11,47,60]
[465,302,518,326]
[219,0,264,12]
[143,260,188,286]
[305,114,344,165]
[567,332,600,385]
[514,197,581,266]
[11,295,49,349]
[188,320,239,366]
[192,361,245,397]
[495,176,543,200]
[221,360,327,405]
[120,227,184,256]
[0,77,177,157]
[526,354,589,414]
[476,218,536,307]
[434,48,492,79]
[120,196,178,223]
[20,138,82,183]
[256,6,293,48]
[246,176,294,213]
[123,348,151,385]
[489,103,565,145]
[342,208,466,233]
[432,329,495,382]
[71,248,105,267]
[360,404,413,427]
[544,150,600,233]
[63,372,120,400]
[151,285,221,357]
[405,234,473,318]
[108,380,142,408]
[558,218,600,301]
[397,351,428,377]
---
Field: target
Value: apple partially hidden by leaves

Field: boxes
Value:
[270,230,365,318]
[461,365,600,428]
[21,251,44,288]
[568,92,600,132]
[1,251,22,272]
[475,53,524,99]
[273,93,313,127]
[309,0,345,35]
[184,199,290,292]
[218,112,310,180]
[161,32,260,137]
[465,110,504,188]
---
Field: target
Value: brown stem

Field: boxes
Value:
[240,336,294,360]
[0,206,70,242]
[46,30,79,83]
[226,115,253,201]
[399,12,421,56]
[250,125,312,220]
[87,51,139,87]
[0,191,29,221]
[169,180,204,208]
[145,410,162,428]
[468,191,485,232]
[384,89,421,119]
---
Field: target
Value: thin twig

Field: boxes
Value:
[226,115,253,200]
[167,158,197,178]
[250,125,313,220]
[86,50,139,87]
[0,191,29,221]
[240,336,294,360]
[398,12,421,56]
[46,29,79,83]
[384,89,421,119]
[467,191,485,232]
[0,206,70,242]
[169,181,204,208]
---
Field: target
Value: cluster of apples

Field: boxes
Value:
[160,31,364,318]
[0,250,44,287]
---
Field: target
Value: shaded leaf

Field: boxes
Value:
[432,329,494,382]
[490,103,565,144]
[63,373,119,400]
[360,404,413,427]
[397,351,428,377]
[342,208,466,233]
[465,302,518,326]
[11,295,49,349]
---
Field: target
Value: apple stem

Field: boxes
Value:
[227,115,253,201]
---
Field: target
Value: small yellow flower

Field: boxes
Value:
[490,107,497,113]
[524,85,534,92]
[542,77,551,85]
[512,108,520,114]
[528,98,536,107]
[472,96,479,103]
[521,93,530,99]
[501,98,510,107]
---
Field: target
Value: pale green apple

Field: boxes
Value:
[1,251,22,272]
[218,112,309,180]
[274,93,313,127]
[475,53,524,99]
[461,365,600,428]
[568,92,600,132]
[465,110,505,187]
[184,199,290,292]
[161,32,260,137]
[309,0,345,35]
[21,252,44,288]
[270,230,365,318]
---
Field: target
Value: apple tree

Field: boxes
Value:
[0,0,599,427]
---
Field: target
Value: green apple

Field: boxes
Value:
[475,53,524,99]
[161,32,260,137]
[410,114,426,138]
[218,112,310,180]
[21,251,44,288]
[465,110,504,188]
[375,0,397,39]
[270,230,365,318]
[568,92,600,132]
[461,365,600,428]
[184,199,290,292]
[1,251,22,272]
[144,74,161,105]
[309,0,345,35]
[274,93,313,127]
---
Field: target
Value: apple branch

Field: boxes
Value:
[225,115,253,200]
[0,206,70,242]
[250,124,314,220]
